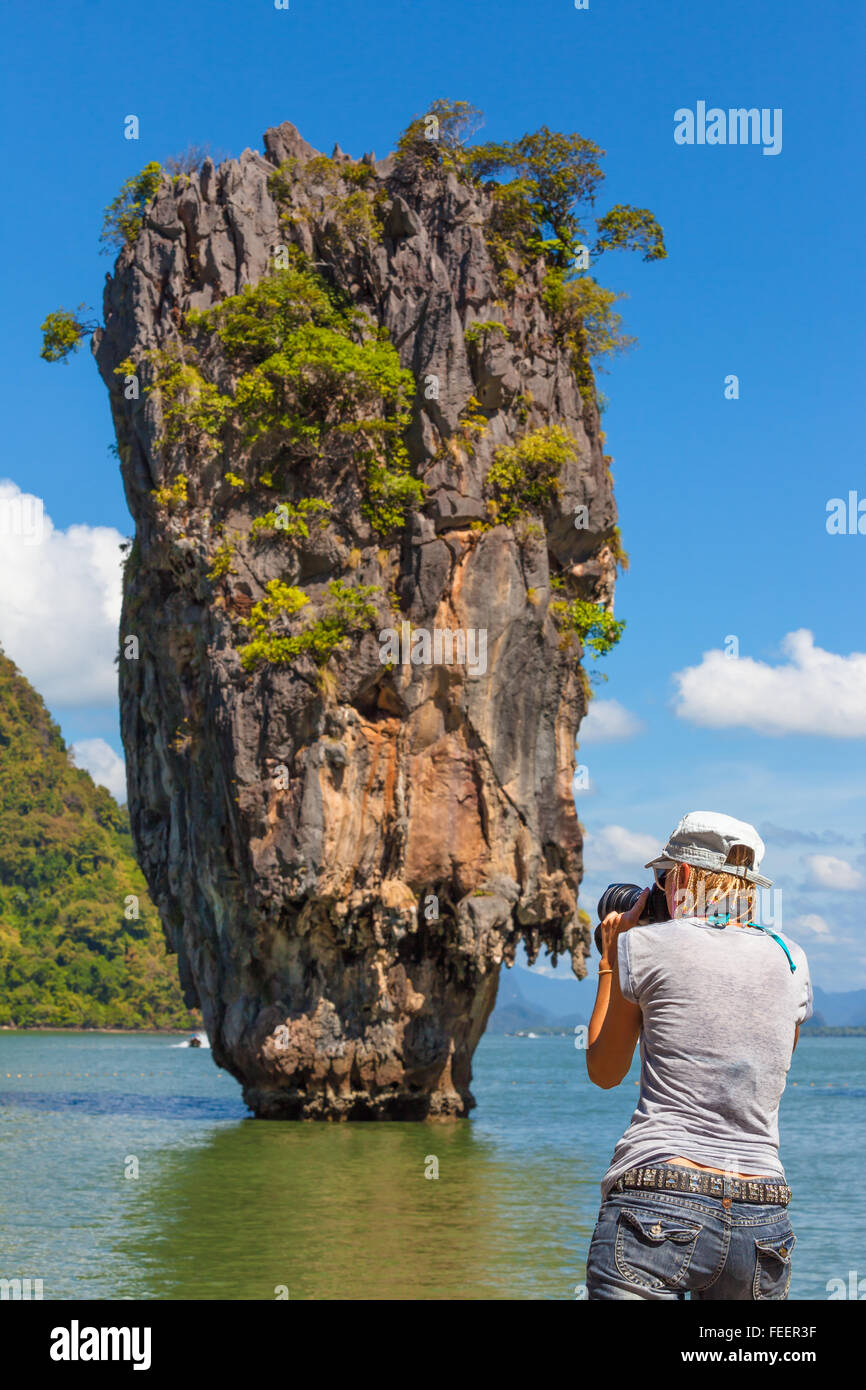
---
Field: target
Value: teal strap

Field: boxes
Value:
[704,913,797,972]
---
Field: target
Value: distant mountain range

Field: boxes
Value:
[488,965,589,1033]
[488,964,866,1033]
[811,986,866,1028]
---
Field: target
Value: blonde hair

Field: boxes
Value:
[668,844,756,921]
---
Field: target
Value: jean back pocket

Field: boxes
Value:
[753,1229,796,1300]
[614,1206,702,1292]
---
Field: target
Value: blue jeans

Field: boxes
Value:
[586,1186,796,1300]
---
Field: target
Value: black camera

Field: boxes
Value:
[593,881,669,956]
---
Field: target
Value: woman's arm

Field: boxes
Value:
[586,889,646,1089]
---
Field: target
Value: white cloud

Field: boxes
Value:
[0,480,125,707]
[805,855,865,892]
[789,913,833,937]
[672,630,866,737]
[578,699,644,744]
[584,825,660,871]
[69,738,127,802]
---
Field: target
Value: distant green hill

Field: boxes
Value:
[0,648,196,1029]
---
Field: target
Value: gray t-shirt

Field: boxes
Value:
[600,916,812,1201]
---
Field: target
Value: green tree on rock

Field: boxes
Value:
[396,101,665,380]
[100,161,163,250]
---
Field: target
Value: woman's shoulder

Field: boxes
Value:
[771,930,810,969]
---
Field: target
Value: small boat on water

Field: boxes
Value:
[169,1029,210,1050]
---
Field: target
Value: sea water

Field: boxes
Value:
[0,1031,862,1300]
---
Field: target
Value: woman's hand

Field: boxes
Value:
[598,887,649,970]
[588,887,647,1086]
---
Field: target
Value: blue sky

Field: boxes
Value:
[0,0,863,989]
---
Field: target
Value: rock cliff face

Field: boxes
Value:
[94,121,619,1118]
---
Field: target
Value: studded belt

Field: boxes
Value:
[615,1164,791,1206]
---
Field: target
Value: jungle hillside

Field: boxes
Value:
[0,647,197,1029]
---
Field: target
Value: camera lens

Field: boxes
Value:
[597,883,646,921]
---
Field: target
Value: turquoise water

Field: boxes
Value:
[0,1031,862,1300]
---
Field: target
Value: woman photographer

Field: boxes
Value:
[584,811,812,1300]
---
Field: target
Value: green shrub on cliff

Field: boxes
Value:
[543,271,637,409]
[231,323,412,446]
[180,265,423,534]
[151,474,188,513]
[39,306,98,364]
[250,498,332,539]
[187,262,345,354]
[542,274,636,363]
[269,155,387,249]
[266,155,298,200]
[395,99,484,169]
[206,539,237,580]
[362,454,425,534]
[239,578,381,671]
[244,578,310,626]
[144,347,230,452]
[485,426,578,526]
[100,161,163,250]
[464,320,509,345]
[608,524,629,571]
[550,597,625,659]
[483,179,538,290]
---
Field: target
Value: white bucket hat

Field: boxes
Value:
[644,811,772,889]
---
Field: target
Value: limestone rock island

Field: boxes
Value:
[93,114,631,1118]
